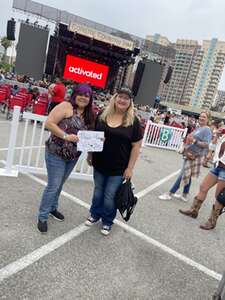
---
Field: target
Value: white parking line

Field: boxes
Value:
[0,121,10,124]
[0,224,89,282]
[0,146,45,152]
[115,220,222,281]
[0,171,220,283]
[135,169,180,199]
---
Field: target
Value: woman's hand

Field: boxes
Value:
[123,167,133,180]
[65,134,79,143]
[187,135,194,144]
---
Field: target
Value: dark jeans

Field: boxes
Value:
[170,163,192,195]
[38,149,78,221]
[90,169,123,226]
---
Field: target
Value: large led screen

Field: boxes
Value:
[64,55,109,88]
[15,23,49,80]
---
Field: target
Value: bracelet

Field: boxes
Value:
[63,132,68,140]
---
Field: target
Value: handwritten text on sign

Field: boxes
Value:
[77,131,104,152]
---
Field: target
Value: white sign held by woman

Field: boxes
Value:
[77,131,104,152]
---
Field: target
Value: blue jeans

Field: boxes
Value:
[170,164,192,195]
[210,166,225,181]
[90,169,123,226]
[38,149,78,221]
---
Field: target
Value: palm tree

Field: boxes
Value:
[1,37,12,62]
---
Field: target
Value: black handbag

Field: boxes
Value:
[115,180,138,222]
[217,188,225,206]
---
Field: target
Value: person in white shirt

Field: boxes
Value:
[0,71,5,84]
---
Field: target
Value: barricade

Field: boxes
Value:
[0,106,92,181]
[142,120,187,151]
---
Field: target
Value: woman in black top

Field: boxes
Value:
[85,87,143,235]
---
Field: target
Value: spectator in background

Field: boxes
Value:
[183,116,196,144]
[11,85,20,96]
[30,87,40,101]
[203,121,219,168]
[159,111,212,202]
[0,71,5,84]
[164,111,171,125]
[65,85,73,101]
[48,78,66,113]
[179,133,225,230]
[170,115,184,129]
[154,111,161,124]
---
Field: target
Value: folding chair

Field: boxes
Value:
[33,101,48,116]
[6,96,27,120]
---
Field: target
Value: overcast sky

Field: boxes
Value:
[1,0,225,88]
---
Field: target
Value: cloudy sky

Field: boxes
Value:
[1,0,225,88]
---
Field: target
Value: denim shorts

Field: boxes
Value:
[210,167,225,181]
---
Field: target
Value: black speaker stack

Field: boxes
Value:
[7,18,16,41]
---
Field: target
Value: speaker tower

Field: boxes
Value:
[7,19,16,41]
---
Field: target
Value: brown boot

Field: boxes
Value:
[179,197,203,218]
[200,205,222,230]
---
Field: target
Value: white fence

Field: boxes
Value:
[0,106,92,180]
[142,120,187,151]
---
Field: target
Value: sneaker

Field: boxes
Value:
[49,210,64,222]
[37,220,48,234]
[158,193,172,200]
[173,193,189,202]
[180,195,189,202]
[85,216,99,226]
[101,225,111,236]
[173,193,182,199]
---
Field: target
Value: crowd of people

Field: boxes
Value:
[1,70,225,233]
[0,70,51,89]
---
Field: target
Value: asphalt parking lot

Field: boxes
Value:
[0,113,225,300]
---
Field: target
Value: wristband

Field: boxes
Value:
[63,132,68,140]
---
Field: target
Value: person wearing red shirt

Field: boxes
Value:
[48,78,66,113]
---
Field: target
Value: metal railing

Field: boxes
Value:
[0,106,92,181]
[142,120,187,151]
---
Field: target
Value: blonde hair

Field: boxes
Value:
[200,110,211,126]
[100,93,135,127]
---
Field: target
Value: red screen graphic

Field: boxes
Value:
[63,55,109,88]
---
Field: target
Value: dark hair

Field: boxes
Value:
[32,87,39,94]
[150,116,154,122]
[70,83,95,128]
[117,86,133,98]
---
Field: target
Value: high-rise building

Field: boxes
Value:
[125,34,175,90]
[161,39,200,105]
[144,34,174,64]
[158,38,225,109]
[146,34,171,47]
[190,39,225,109]
[212,90,225,112]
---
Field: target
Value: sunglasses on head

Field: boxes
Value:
[77,92,91,97]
